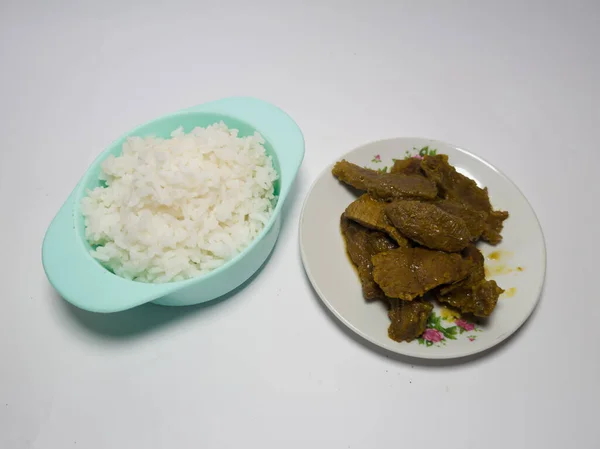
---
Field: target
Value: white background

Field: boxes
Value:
[1,1,598,448]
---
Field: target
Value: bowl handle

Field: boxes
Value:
[181,97,305,202]
[42,193,174,313]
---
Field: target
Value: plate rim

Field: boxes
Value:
[299,137,547,359]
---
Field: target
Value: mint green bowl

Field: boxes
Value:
[42,97,304,313]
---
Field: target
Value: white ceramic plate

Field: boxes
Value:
[300,138,546,359]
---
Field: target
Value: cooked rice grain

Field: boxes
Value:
[81,122,278,283]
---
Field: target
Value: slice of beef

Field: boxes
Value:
[437,280,503,318]
[387,298,433,342]
[385,200,471,252]
[332,160,437,201]
[340,215,397,300]
[435,199,486,241]
[436,245,503,317]
[345,194,409,247]
[372,247,471,301]
[390,158,424,176]
[420,154,509,244]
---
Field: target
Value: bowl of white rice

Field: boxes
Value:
[42,97,304,312]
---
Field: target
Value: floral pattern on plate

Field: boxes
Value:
[417,312,482,347]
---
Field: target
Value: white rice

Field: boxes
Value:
[81,122,278,283]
